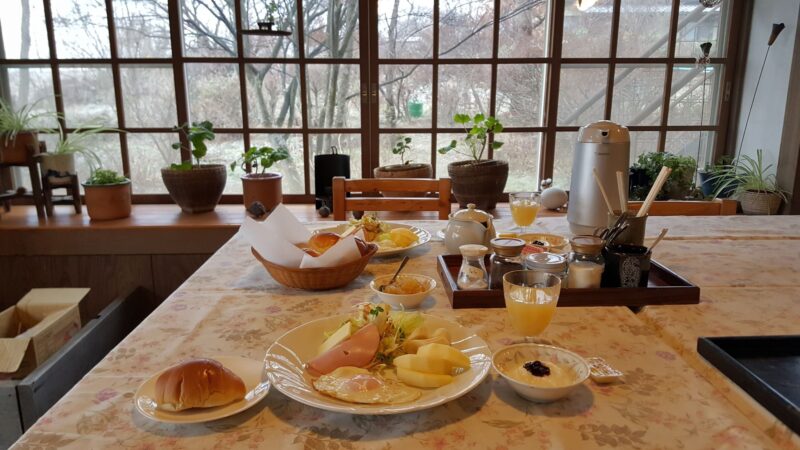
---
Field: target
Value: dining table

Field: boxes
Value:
[10,215,800,450]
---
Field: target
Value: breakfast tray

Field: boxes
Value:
[436,255,699,309]
[698,335,800,435]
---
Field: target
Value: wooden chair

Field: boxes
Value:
[627,198,737,216]
[332,177,451,221]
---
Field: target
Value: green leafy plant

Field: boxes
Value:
[709,149,787,200]
[170,121,215,170]
[630,152,697,200]
[53,123,122,172]
[0,98,56,143]
[84,169,128,186]
[392,135,413,165]
[266,1,278,22]
[437,113,503,162]
[230,145,289,174]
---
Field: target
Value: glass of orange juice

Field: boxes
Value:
[509,192,541,233]
[502,270,561,340]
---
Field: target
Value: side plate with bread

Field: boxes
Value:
[134,355,270,424]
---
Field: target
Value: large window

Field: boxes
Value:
[0,0,740,200]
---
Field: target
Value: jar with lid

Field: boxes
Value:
[524,252,568,283]
[567,236,605,288]
[488,237,526,289]
[457,244,489,290]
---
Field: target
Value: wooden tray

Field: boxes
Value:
[436,254,699,309]
[698,335,800,435]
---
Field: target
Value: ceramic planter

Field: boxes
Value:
[39,153,77,178]
[407,101,424,118]
[242,172,283,212]
[82,181,132,221]
[0,131,39,164]
[448,159,508,210]
[739,190,782,215]
[373,163,433,197]
[161,164,227,214]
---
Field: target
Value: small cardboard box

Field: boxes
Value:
[0,288,88,380]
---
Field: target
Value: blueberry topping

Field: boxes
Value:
[523,360,551,377]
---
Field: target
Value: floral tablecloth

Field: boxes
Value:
[12,217,800,450]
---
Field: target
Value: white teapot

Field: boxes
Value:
[444,204,496,254]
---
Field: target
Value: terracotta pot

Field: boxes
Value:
[82,181,132,221]
[373,163,433,197]
[39,153,77,178]
[242,172,283,212]
[0,131,39,164]
[739,190,782,215]
[448,159,509,210]
[161,164,227,214]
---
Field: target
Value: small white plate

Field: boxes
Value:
[134,355,270,424]
[315,222,431,256]
[264,314,491,415]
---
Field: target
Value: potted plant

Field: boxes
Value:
[710,149,786,215]
[407,99,424,119]
[257,1,279,31]
[0,99,53,164]
[82,168,132,221]
[230,144,289,211]
[374,136,433,197]
[629,152,696,200]
[39,124,112,180]
[161,120,226,214]
[438,113,506,210]
[698,155,736,198]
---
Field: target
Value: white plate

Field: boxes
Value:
[315,222,431,256]
[264,314,491,415]
[134,355,270,424]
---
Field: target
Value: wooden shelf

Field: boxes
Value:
[240,29,292,36]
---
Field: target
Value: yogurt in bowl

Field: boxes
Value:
[492,343,589,403]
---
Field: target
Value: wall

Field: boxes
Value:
[734,0,800,172]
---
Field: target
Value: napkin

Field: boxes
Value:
[240,204,363,269]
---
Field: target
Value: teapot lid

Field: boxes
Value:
[452,203,493,222]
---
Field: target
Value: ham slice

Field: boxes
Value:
[307,324,380,375]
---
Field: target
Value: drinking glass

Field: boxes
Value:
[509,192,541,233]
[502,270,562,341]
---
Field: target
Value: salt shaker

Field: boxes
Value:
[457,244,489,290]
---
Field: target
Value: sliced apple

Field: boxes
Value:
[417,343,470,369]
[317,322,353,355]
[393,354,454,375]
[396,367,454,388]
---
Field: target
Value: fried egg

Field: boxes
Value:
[312,367,421,404]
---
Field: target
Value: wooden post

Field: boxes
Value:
[438,178,451,220]
[332,176,346,221]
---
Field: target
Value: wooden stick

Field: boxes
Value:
[592,168,615,216]
[637,166,672,218]
[648,228,669,252]
[616,170,627,213]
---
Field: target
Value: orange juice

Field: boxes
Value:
[503,285,558,336]
[510,202,540,227]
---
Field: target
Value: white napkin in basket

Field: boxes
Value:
[240,204,363,269]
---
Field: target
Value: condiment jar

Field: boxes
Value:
[489,237,526,289]
[567,236,605,289]
[524,252,568,283]
[457,244,489,290]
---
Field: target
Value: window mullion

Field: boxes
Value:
[168,0,191,162]
[542,0,565,184]
[105,0,130,177]
[658,0,682,153]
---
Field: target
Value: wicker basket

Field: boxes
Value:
[251,243,378,290]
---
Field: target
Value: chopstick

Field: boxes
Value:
[637,166,672,218]
[593,168,615,216]
[616,171,627,213]
[648,228,669,252]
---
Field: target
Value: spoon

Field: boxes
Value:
[380,256,410,292]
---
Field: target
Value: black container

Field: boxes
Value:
[314,154,350,211]
[698,170,737,198]
[601,244,651,288]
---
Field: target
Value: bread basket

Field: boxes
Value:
[251,243,378,290]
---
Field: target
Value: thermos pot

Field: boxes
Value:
[567,120,630,235]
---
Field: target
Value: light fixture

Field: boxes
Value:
[576,0,598,12]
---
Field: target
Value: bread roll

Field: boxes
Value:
[154,359,246,411]
[308,232,340,254]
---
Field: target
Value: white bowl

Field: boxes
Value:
[369,274,436,309]
[492,343,590,403]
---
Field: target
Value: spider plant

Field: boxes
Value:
[0,98,56,144]
[709,149,787,201]
[52,124,122,172]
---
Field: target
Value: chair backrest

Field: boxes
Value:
[332,177,451,220]
[627,198,737,216]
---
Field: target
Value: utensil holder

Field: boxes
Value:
[607,211,647,246]
[601,244,651,288]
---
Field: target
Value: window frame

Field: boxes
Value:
[0,0,747,203]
